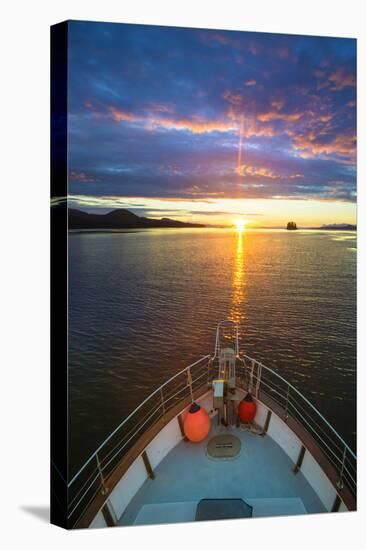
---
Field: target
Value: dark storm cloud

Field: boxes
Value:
[67,21,356,202]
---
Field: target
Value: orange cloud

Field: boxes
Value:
[236,164,279,179]
[69,171,97,183]
[293,133,356,158]
[108,106,137,122]
[329,68,356,90]
[101,104,236,134]
[84,100,104,118]
[222,90,242,105]
[257,111,303,122]
[271,99,284,110]
[236,163,304,180]
[226,107,277,138]
[86,100,283,138]
[243,120,276,138]
[318,114,333,123]
[147,116,236,134]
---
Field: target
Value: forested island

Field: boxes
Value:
[287,221,297,230]
[318,224,356,230]
[68,208,205,230]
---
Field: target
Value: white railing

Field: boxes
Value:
[236,354,356,499]
[65,354,213,526]
[61,336,356,526]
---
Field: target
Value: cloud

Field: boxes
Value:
[329,67,356,90]
[222,90,242,105]
[108,107,137,122]
[278,47,290,59]
[146,115,235,134]
[144,102,175,113]
[293,132,356,159]
[203,32,261,56]
[209,32,232,46]
[225,105,277,138]
[245,79,256,86]
[257,111,303,122]
[271,100,284,110]
[236,163,303,180]
[88,103,237,134]
[69,171,98,183]
[237,164,280,179]
[318,114,333,123]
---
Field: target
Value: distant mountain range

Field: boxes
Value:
[318,224,356,231]
[68,208,205,230]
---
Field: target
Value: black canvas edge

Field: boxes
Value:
[51,20,69,529]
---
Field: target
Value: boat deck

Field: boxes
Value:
[118,422,326,526]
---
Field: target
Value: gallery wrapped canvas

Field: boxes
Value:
[51,20,356,529]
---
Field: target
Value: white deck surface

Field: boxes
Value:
[119,423,326,526]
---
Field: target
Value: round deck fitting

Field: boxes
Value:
[206,434,241,460]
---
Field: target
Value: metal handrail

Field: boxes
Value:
[240,354,356,460]
[65,333,356,525]
[246,372,348,465]
[247,371,346,458]
[68,354,211,488]
[214,319,239,358]
[236,353,356,501]
[66,354,213,523]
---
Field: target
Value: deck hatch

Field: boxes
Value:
[207,434,241,459]
[196,499,253,521]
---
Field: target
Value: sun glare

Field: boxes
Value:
[234,219,246,232]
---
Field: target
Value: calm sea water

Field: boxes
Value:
[69,229,356,475]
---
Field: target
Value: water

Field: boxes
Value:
[68,229,356,475]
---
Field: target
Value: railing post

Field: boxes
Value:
[96,453,108,495]
[207,357,212,386]
[249,360,255,393]
[255,363,262,398]
[160,387,165,417]
[337,446,347,490]
[187,367,194,402]
[284,385,290,422]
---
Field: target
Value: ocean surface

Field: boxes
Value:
[68,228,356,476]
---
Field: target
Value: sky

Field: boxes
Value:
[67,21,356,227]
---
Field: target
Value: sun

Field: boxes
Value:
[234,219,246,232]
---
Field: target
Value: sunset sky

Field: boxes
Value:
[67,21,356,227]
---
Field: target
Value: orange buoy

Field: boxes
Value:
[183,402,211,442]
[238,393,257,423]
